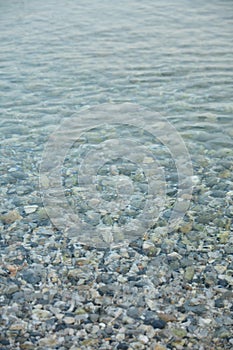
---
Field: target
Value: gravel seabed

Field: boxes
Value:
[0,198,233,349]
[1,111,233,349]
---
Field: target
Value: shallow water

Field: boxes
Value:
[1,0,233,246]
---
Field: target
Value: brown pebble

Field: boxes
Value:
[6,265,18,277]
[157,313,177,322]
[154,345,167,350]
[183,284,193,290]
[1,210,22,224]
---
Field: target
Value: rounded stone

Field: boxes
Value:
[144,316,166,329]
[126,306,140,319]
[184,266,195,281]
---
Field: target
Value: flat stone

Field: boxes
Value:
[214,265,227,274]
[180,222,192,234]
[0,210,22,224]
[138,334,149,344]
[89,313,99,323]
[21,269,41,285]
[142,241,157,256]
[184,266,195,281]
[20,342,35,350]
[157,313,177,322]
[117,343,129,350]
[5,284,19,295]
[24,205,38,214]
[185,302,207,315]
[171,327,187,338]
[214,327,232,339]
[32,309,52,320]
[153,345,167,350]
[64,316,75,324]
[127,306,140,319]
[144,315,166,329]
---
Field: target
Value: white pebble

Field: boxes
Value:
[63,317,75,324]
[138,334,149,344]
[24,205,38,214]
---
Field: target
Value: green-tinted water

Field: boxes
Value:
[1,0,232,245]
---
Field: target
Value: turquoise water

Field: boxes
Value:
[1,0,233,244]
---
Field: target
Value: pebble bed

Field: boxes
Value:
[1,128,233,349]
[1,0,233,349]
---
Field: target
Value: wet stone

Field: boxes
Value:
[184,266,195,281]
[0,210,22,225]
[184,302,207,316]
[4,284,19,295]
[143,312,167,329]
[171,327,187,338]
[214,298,224,308]
[217,278,228,287]
[126,306,140,319]
[214,327,232,339]
[89,314,99,323]
[96,273,116,284]
[117,343,129,350]
[9,171,28,180]
[211,190,226,198]
[21,269,42,285]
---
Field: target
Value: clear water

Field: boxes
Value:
[1,0,233,246]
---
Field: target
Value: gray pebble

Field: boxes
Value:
[127,306,140,319]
